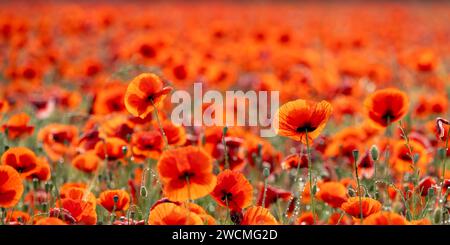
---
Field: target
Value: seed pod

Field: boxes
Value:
[370,145,379,161]
[434,209,442,224]
[140,186,148,197]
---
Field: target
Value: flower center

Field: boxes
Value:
[296,123,317,133]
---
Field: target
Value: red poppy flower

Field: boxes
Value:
[157,146,217,201]
[240,206,278,225]
[124,73,172,119]
[2,113,34,139]
[98,189,130,213]
[275,99,332,144]
[211,169,253,211]
[364,88,409,127]
[1,147,38,178]
[0,165,24,208]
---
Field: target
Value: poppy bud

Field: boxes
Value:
[370,145,379,161]
[32,178,39,190]
[222,126,228,136]
[434,209,442,224]
[140,186,148,197]
[352,149,359,162]
[412,153,420,164]
[45,182,53,193]
[41,202,48,212]
[121,145,128,155]
[263,166,270,178]
[427,188,435,198]
[436,117,449,141]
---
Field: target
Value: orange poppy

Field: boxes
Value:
[296,211,318,225]
[72,150,101,173]
[124,73,172,119]
[35,217,67,225]
[362,211,408,225]
[240,206,278,225]
[26,157,51,181]
[256,183,292,208]
[186,202,216,225]
[364,88,409,128]
[341,197,382,218]
[410,218,431,225]
[98,189,130,213]
[281,153,309,170]
[0,165,24,208]
[390,140,430,176]
[315,181,348,208]
[1,147,38,178]
[131,130,164,162]
[157,146,217,201]
[5,210,30,224]
[59,182,87,199]
[98,115,134,140]
[328,212,353,225]
[150,198,216,225]
[94,137,129,161]
[155,120,187,146]
[59,187,97,225]
[2,112,34,139]
[275,99,332,144]
[211,169,253,210]
[37,123,78,161]
[92,82,127,115]
[148,202,203,225]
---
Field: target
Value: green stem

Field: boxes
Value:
[150,99,168,149]
[353,155,364,221]
[439,127,450,224]
[305,130,316,224]
[222,127,229,169]
[262,177,268,208]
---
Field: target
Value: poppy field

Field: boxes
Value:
[0,1,449,226]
